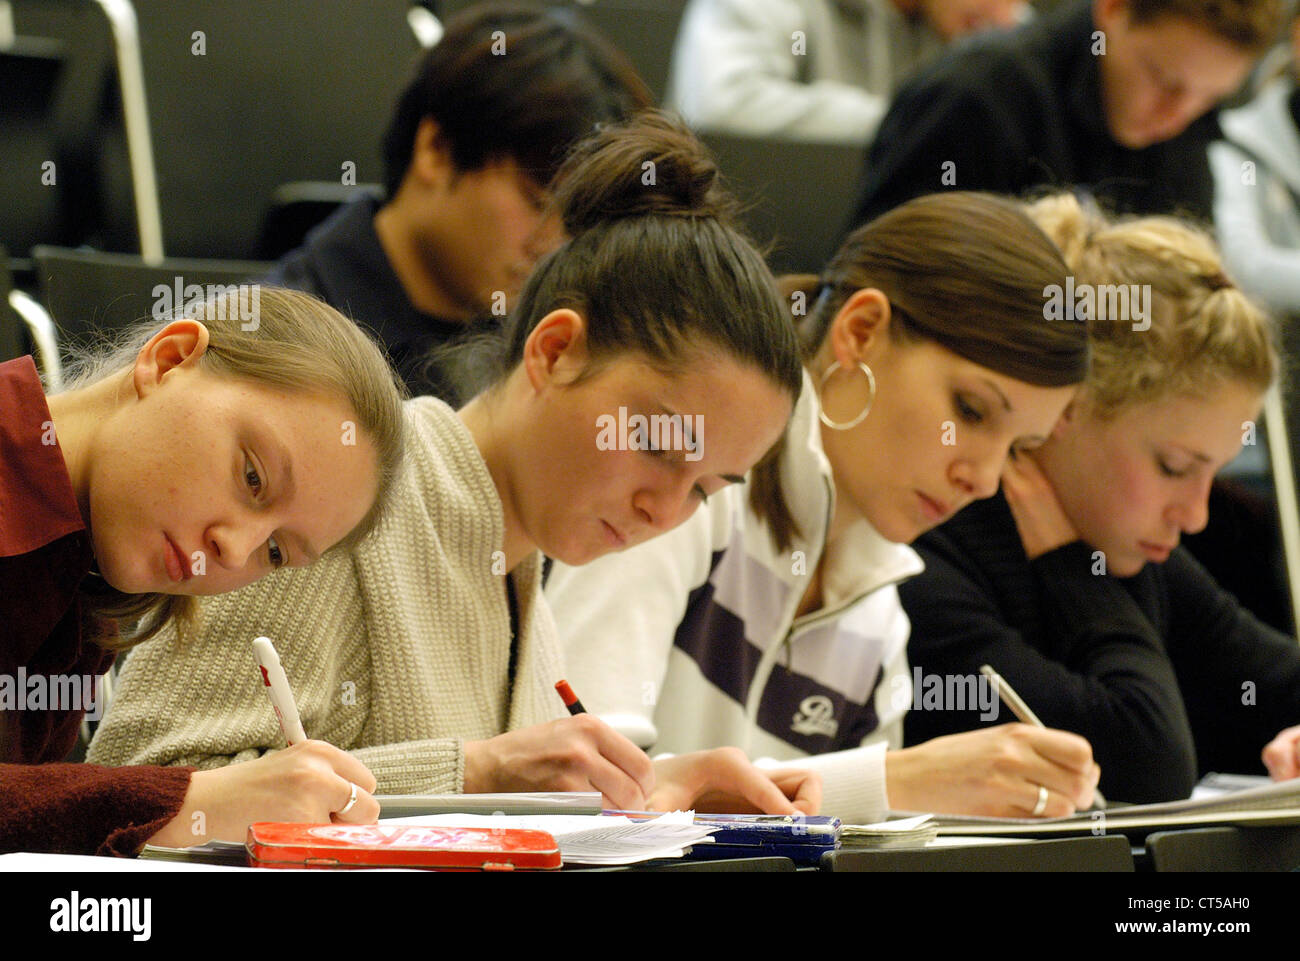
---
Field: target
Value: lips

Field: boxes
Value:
[601,519,628,549]
[1139,541,1175,562]
[163,534,191,582]
[916,491,952,524]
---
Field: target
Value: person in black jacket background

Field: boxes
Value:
[901,194,1300,803]
[845,0,1283,232]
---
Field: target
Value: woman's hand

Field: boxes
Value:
[1262,724,1300,780]
[147,740,380,847]
[463,714,656,811]
[885,723,1099,817]
[1002,451,1081,560]
[647,748,821,815]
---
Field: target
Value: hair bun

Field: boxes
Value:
[1023,192,1099,268]
[553,109,737,233]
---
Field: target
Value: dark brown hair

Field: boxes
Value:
[495,110,803,400]
[382,2,653,198]
[751,192,1090,551]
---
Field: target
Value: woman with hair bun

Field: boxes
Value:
[902,193,1300,802]
[547,189,1103,824]
[90,112,824,822]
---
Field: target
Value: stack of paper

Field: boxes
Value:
[839,814,938,849]
[380,811,716,866]
[376,791,602,817]
[925,777,1300,836]
[139,839,246,865]
[1189,772,1271,800]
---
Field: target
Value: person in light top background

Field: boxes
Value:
[664,0,1026,145]
[1211,9,1300,318]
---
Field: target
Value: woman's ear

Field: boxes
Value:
[1050,396,1082,440]
[522,309,589,393]
[827,288,891,371]
[132,320,210,398]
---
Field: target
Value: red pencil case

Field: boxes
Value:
[245,822,562,871]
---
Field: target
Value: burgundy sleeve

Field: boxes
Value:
[0,762,193,857]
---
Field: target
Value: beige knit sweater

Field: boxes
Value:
[86,397,566,793]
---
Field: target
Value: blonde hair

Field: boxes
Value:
[62,285,407,648]
[1026,193,1277,421]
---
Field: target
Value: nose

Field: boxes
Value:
[1168,478,1212,536]
[1150,92,1200,141]
[631,476,701,535]
[950,448,1004,503]
[205,517,272,572]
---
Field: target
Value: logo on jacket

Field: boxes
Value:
[791,695,838,738]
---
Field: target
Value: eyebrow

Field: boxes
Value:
[979,378,1012,412]
[1168,443,1214,464]
[293,532,322,566]
[653,401,745,486]
[249,424,320,563]
[247,424,296,501]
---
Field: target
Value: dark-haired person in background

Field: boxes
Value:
[265,3,651,401]
[845,0,1283,230]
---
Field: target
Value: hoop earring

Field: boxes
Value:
[818,361,876,431]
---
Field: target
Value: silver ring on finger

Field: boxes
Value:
[338,781,359,816]
[1031,784,1048,817]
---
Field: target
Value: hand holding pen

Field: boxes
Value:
[980,664,1107,812]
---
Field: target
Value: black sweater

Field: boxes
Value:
[899,491,1300,803]
[846,0,1220,233]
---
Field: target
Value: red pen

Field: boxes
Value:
[555,679,586,715]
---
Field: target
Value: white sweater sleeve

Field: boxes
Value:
[752,617,909,824]
[755,741,890,824]
[666,0,886,144]
[1210,139,1300,315]
[545,498,722,749]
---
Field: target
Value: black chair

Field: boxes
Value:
[568,856,797,873]
[1,251,36,364]
[32,245,272,358]
[820,835,1135,872]
[255,182,384,261]
[130,0,421,259]
[701,132,868,276]
[1146,826,1300,872]
[8,0,147,257]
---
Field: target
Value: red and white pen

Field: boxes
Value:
[253,636,308,745]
